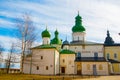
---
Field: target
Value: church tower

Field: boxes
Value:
[72,12,86,42]
[62,37,69,50]
[104,30,114,45]
[50,29,62,45]
[50,29,62,50]
[41,28,51,45]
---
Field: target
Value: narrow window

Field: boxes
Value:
[114,53,117,59]
[46,66,48,70]
[77,52,81,57]
[107,53,109,59]
[99,64,103,70]
[36,66,39,70]
[41,56,43,60]
[76,52,81,60]
[63,59,65,63]
[94,52,98,60]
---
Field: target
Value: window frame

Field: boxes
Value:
[114,53,117,59]
[107,53,110,59]
[36,66,39,70]
[46,66,48,70]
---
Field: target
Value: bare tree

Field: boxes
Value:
[0,43,4,62]
[6,43,15,74]
[15,14,37,73]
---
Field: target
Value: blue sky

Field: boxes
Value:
[0,0,120,54]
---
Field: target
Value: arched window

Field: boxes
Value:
[94,52,98,57]
[76,52,81,60]
[94,52,98,60]
[46,66,48,70]
[41,56,43,60]
[114,53,117,59]
[77,52,81,57]
[99,64,103,70]
[36,66,39,70]
[63,59,65,63]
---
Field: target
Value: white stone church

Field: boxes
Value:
[23,13,109,75]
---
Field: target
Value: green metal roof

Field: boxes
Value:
[41,28,51,38]
[51,30,62,45]
[60,49,76,54]
[72,13,85,32]
[32,45,56,49]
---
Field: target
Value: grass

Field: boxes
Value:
[0,73,120,80]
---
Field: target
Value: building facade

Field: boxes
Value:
[23,13,110,75]
[104,30,120,74]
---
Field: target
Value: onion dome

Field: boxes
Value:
[50,30,62,44]
[41,28,51,38]
[63,40,69,45]
[104,30,114,45]
[55,30,59,35]
[72,12,85,32]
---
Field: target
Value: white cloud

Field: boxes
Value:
[0,18,15,28]
[0,36,19,50]
[0,0,120,44]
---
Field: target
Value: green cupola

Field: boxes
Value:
[72,12,85,32]
[50,30,62,45]
[41,28,51,38]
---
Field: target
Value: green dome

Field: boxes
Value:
[41,28,51,38]
[50,30,62,45]
[55,30,59,35]
[72,13,85,32]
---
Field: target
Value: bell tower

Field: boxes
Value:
[72,12,86,42]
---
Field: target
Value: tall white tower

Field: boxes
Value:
[72,12,86,42]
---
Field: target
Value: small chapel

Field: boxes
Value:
[23,13,110,75]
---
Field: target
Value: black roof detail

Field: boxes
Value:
[104,43,120,46]
[108,59,120,63]
[63,40,69,45]
[62,40,69,48]
[70,41,102,45]
[104,30,114,45]
[75,57,106,62]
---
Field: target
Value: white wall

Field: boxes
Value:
[23,48,59,75]
[60,54,75,74]
[72,32,85,41]
[69,45,104,57]
[42,37,50,45]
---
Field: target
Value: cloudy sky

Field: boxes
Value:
[0,0,120,53]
